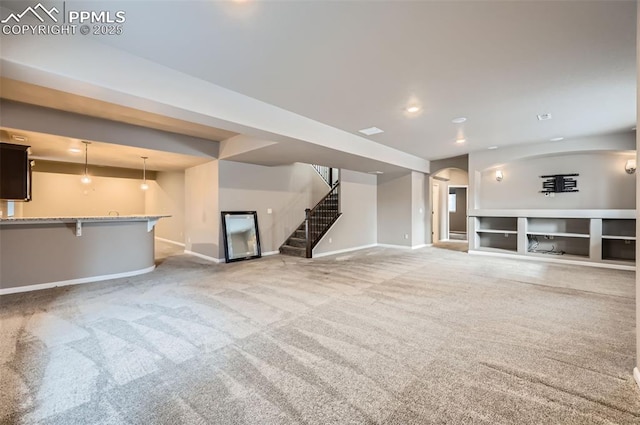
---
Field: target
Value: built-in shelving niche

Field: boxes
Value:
[470,212,636,270]
[601,219,635,263]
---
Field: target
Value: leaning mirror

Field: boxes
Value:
[221,211,262,263]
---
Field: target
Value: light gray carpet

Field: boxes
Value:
[1,242,639,424]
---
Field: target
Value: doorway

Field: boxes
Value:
[447,185,468,241]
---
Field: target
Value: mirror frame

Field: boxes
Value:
[221,211,262,263]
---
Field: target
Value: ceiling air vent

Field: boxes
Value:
[536,113,552,121]
[358,127,384,136]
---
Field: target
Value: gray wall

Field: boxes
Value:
[184,160,220,259]
[314,169,377,255]
[377,173,412,246]
[469,133,635,210]
[411,171,429,247]
[477,151,635,210]
[449,188,467,233]
[146,171,185,244]
[218,161,328,255]
[0,221,154,289]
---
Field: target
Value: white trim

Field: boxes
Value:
[313,243,377,258]
[262,250,279,256]
[634,367,640,391]
[183,250,221,263]
[0,265,156,296]
[377,243,413,249]
[411,244,432,249]
[468,249,635,271]
[155,237,185,247]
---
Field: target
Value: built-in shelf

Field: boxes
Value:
[469,211,636,270]
[477,229,517,235]
[526,231,590,239]
[602,235,636,241]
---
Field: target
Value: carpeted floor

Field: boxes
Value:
[1,242,639,424]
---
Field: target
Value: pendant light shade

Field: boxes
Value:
[141,156,149,190]
[81,141,91,184]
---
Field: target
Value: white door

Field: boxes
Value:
[432,184,440,243]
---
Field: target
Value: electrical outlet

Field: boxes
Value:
[329,237,332,243]
[404,234,409,239]
[504,233,509,238]
[550,192,555,198]
[549,235,554,240]
[267,208,273,214]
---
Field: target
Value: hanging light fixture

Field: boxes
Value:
[80,141,91,184]
[140,156,149,190]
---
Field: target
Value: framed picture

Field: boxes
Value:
[221,211,262,263]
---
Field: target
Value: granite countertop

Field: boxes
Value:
[0,215,170,224]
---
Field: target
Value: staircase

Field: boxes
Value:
[280,166,341,258]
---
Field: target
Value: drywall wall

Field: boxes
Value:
[449,187,467,233]
[22,171,146,217]
[314,169,377,255]
[377,172,412,246]
[411,171,428,247]
[218,161,328,254]
[0,220,154,290]
[477,151,636,210]
[431,155,468,174]
[185,160,219,259]
[145,171,185,244]
[469,133,635,210]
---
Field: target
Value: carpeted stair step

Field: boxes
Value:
[288,237,307,248]
[280,245,307,257]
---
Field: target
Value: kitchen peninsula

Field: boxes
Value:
[0,215,169,294]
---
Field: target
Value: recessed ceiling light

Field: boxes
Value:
[11,134,27,142]
[367,171,384,175]
[537,113,552,121]
[358,127,384,136]
[487,146,498,150]
[550,137,564,142]
[455,138,466,144]
[68,147,82,153]
[406,106,421,113]
[451,117,467,124]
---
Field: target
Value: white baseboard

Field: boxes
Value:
[468,249,635,271]
[634,368,640,391]
[411,244,432,249]
[262,251,279,256]
[0,265,156,296]
[183,250,222,263]
[155,237,185,247]
[313,243,377,258]
[377,243,413,249]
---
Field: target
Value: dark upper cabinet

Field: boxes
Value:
[0,143,31,201]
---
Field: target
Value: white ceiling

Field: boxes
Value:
[0,0,636,168]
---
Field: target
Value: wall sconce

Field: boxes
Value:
[80,141,92,184]
[495,170,504,181]
[140,156,149,190]
[625,159,636,175]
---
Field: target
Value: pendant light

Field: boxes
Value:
[81,141,91,184]
[140,156,149,190]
